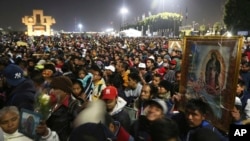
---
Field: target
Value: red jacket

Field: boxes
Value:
[115,121,134,141]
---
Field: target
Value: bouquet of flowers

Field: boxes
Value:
[34,91,52,120]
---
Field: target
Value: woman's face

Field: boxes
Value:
[72,83,82,97]
[0,112,19,134]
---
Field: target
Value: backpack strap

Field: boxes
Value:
[97,84,103,96]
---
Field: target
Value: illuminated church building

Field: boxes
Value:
[22,9,56,36]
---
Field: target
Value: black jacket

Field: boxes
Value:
[46,98,80,141]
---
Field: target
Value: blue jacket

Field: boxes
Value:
[6,79,36,111]
[184,120,228,141]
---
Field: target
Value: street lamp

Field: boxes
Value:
[78,23,82,32]
[120,7,128,29]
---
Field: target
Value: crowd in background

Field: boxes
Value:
[0,32,249,141]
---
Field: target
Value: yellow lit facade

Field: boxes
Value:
[22,9,56,36]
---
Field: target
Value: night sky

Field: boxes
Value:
[0,0,227,32]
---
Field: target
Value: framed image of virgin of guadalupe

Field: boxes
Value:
[19,108,42,139]
[179,36,244,132]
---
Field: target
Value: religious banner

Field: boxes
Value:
[180,36,244,132]
[168,40,183,54]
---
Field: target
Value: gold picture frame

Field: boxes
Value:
[179,36,244,132]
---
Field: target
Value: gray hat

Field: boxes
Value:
[164,55,171,61]
[147,98,168,114]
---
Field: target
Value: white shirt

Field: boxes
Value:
[3,130,32,141]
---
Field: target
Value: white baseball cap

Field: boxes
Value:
[138,63,146,69]
[105,65,115,72]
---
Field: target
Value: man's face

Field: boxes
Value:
[42,69,53,78]
[103,98,117,112]
[185,109,205,128]
[128,77,137,89]
[157,57,162,63]
[140,85,151,101]
[169,64,176,70]
[74,58,80,65]
[146,104,164,121]
[158,85,168,95]
[146,60,153,68]
[115,62,122,73]
[134,58,140,65]
[175,73,181,83]
[91,70,101,82]
[49,88,67,104]
[236,84,244,96]
[241,64,250,72]
[0,112,19,134]
[152,76,161,87]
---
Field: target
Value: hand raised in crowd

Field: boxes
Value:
[36,120,49,137]
[171,93,182,103]
[231,106,241,122]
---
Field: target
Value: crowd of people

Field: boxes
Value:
[0,32,249,141]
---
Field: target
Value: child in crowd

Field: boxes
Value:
[77,67,93,99]
[71,79,87,104]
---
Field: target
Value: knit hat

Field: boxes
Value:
[101,86,118,100]
[50,76,73,94]
[164,54,171,61]
[43,63,56,73]
[3,64,26,86]
[159,80,173,91]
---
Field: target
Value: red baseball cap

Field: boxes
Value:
[170,60,177,65]
[101,86,118,100]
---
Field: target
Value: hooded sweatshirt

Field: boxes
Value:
[109,97,131,132]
